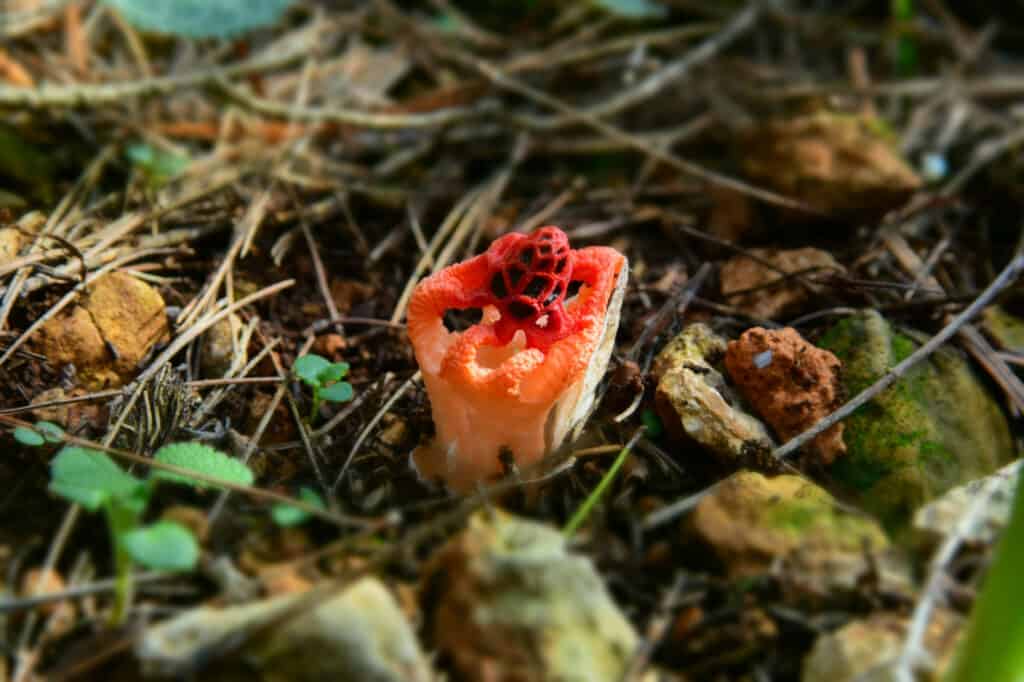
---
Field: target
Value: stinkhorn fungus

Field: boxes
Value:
[407,226,628,491]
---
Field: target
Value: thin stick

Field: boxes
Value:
[299,219,343,336]
[889,473,1007,682]
[0,389,121,416]
[275,338,334,497]
[627,263,711,362]
[0,414,372,528]
[207,349,290,528]
[217,77,497,129]
[413,19,815,213]
[0,572,171,615]
[137,280,295,385]
[621,573,688,681]
[0,24,315,107]
[185,376,284,388]
[521,4,760,131]
[330,371,420,494]
[642,481,724,530]
[303,316,405,335]
[10,507,79,682]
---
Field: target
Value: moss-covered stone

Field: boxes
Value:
[819,310,1016,530]
[691,471,888,572]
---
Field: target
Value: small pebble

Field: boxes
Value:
[753,350,773,369]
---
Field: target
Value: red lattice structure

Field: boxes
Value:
[483,226,575,350]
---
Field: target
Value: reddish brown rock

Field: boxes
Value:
[725,327,845,464]
[312,332,346,359]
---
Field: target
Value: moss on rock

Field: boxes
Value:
[819,310,1016,529]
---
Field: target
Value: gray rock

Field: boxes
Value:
[422,509,641,682]
[913,459,1022,548]
[653,324,774,464]
[137,577,430,682]
[802,611,961,682]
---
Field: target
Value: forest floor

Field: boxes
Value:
[0,1,1022,681]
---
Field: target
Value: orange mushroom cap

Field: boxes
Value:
[407,226,627,491]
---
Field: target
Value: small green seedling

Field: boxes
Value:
[271,486,326,527]
[125,142,189,189]
[25,423,254,625]
[293,353,354,421]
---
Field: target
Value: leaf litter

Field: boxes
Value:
[0,2,1022,680]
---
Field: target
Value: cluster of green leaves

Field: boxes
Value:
[293,353,354,422]
[103,0,294,39]
[16,421,255,623]
[125,143,190,189]
[47,440,254,572]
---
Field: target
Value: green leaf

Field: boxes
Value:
[13,426,44,447]
[35,421,65,444]
[102,0,294,39]
[317,362,349,384]
[152,442,254,489]
[319,381,353,403]
[123,521,199,571]
[271,487,325,527]
[49,447,144,511]
[293,354,331,387]
[125,143,189,187]
[592,0,667,19]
